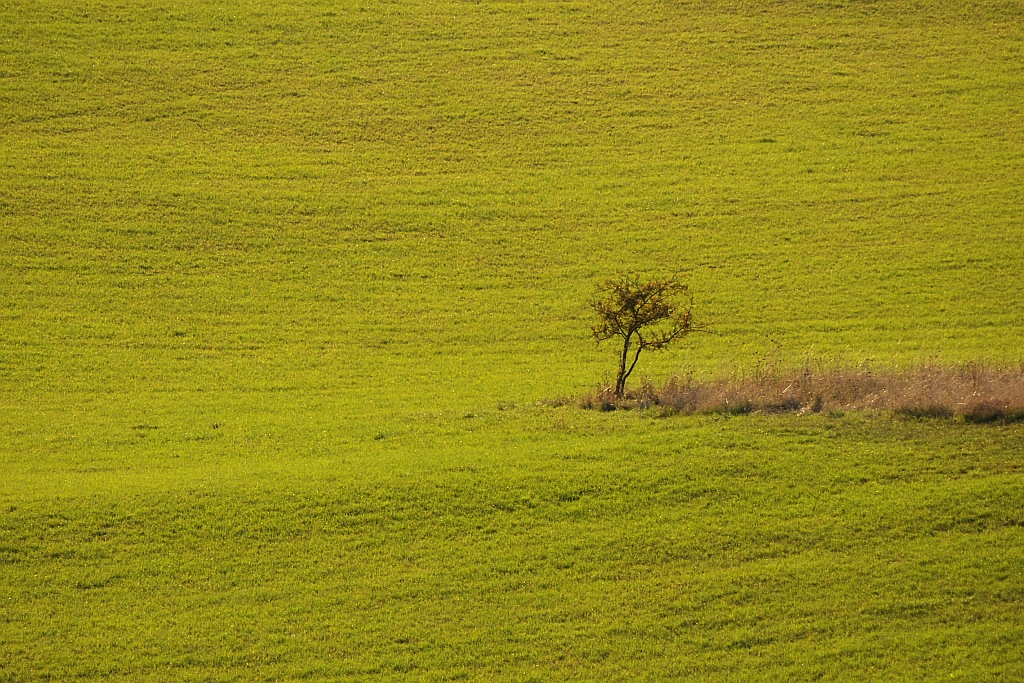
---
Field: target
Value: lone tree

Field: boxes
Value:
[592,273,698,398]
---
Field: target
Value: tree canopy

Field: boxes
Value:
[592,274,699,398]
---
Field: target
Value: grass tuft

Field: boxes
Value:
[579,362,1024,422]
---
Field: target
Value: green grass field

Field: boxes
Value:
[2,0,1023,679]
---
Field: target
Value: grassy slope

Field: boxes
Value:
[1,0,1023,679]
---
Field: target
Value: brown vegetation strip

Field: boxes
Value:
[574,363,1024,423]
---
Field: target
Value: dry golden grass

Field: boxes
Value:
[578,363,1024,423]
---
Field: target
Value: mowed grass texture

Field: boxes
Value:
[3,415,1023,680]
[2,0,1023,680]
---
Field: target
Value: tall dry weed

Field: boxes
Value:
[578,362,1024,422]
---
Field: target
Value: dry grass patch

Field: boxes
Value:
[577,363,1024,423]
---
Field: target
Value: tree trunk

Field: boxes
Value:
[615,335,631,398]
[618,344,643,398]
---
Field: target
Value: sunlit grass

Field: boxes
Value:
[2,0,1023,679]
